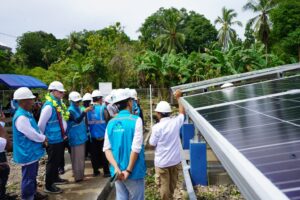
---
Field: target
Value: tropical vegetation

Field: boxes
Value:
[1,0,299,92]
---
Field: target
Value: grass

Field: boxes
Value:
[145,168,160,200]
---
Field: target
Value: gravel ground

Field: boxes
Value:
[6,152,47,199]
[194,185,244,200]
[145,167,244,200]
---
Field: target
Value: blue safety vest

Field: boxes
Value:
[87,104,106,138]
[41,95,64,144]
[12,107,45,164]
[132,100,141,117]
[67,103,88,147]
[106,110,146,179]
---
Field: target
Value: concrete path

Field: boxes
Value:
[48,153,110,200]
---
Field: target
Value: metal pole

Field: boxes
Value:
[149,85,153,128]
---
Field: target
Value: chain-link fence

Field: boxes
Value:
[135,88,173,127]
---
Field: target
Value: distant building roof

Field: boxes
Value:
[0,41,12,51]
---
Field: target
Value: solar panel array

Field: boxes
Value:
[183,75,300,199]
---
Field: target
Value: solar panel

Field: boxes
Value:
[196,90,300,199]
[184,76,300,109]
[172,63,300,93]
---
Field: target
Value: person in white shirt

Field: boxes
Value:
[12,87,48,200]
[104,95,118,118]
[38,81,68,194]
[103,89,146,200]
[149,90,185,200]
[0,118,16,200]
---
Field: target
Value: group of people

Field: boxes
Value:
[0,80,185,200]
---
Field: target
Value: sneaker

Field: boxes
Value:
[44,185,62,194]
[34,192,48,200]
[54,178,68,185]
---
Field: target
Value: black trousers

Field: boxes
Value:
[46,142,65,188]
[0,163,9,199]
[58,140,71,170]
[90,138,110,174]
[85,136,91,158]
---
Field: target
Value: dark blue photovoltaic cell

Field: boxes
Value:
[185,76,300,109]
[197,92,300,199]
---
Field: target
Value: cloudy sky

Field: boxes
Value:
[0,0,255,50]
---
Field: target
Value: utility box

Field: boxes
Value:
[181,124,195,149]
[190,141,208,186]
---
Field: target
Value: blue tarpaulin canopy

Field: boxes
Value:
[0,74,47,89]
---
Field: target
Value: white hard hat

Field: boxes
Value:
[113,89,131,104]
[82,93,92,101]
[69,91,82,102]
[155,101,172,113]
[13,87,36,100]
[130,89,138,100]
[92,90,103,98]
[104,95,112,104]
[48,81,66,92]
[110,89,117,95]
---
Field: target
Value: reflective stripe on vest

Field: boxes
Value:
[87,104,107,138]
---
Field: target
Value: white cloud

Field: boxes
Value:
[0,0,255,50]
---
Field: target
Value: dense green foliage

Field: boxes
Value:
[1,3,299,91]
[270,0,300,62]
[139,8,218,53]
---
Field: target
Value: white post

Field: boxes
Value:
[149,85,153,128]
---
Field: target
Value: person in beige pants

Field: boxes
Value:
[149,90,185,200]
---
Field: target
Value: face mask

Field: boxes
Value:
[83,101,91,108]
[0,121,5,128]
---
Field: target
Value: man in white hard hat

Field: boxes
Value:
[38,81,68,194]
[87,90,110,177]
[149,90,185,200]
[103,89,146,200]
[67,92,93,182]
[12,87,48,200]
[104,95,118,118]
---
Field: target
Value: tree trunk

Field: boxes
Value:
[265,43,268,66]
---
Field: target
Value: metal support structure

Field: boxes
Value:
[172,63,300,93]
[180,98,289,200]
[149,85,153,128]
[180,145,197,200]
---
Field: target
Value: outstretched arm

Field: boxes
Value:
[174,90,185,115]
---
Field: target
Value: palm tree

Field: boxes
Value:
[156,11,185,53]
[243,0,276,54]
[66,32,82,53]
[215,7,243,51]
